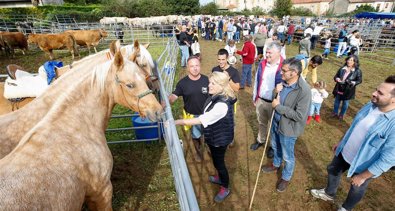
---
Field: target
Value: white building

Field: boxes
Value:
[215,0,276,12]
[292,0,332,15]
[215,0,395,15]
[329,0,395,14]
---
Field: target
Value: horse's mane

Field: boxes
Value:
[138,45,155,68]
[90,60,112,94]
[122,45,154,68]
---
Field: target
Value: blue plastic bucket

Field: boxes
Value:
[132,116,163,140]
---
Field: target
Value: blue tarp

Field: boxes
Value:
[355,12,395,19]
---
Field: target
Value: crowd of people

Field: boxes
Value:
[170,16,395,210]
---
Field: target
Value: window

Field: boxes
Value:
[385,3,389,8]
[376,3,381,11]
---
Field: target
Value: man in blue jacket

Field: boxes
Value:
[311,75,395,211]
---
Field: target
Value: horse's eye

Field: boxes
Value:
[126,83,135,89]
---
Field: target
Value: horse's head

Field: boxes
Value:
[128,40,160,92]
[110,51,162,121]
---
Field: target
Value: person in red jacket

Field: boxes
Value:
[236,35,256,89]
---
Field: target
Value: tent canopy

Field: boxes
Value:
[355,12,395,19]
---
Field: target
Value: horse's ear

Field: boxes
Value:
[114,51,124,69]
[110,40,121,56]
[143,43,150,49]
[129,50,138,62]
[133,40,139,48]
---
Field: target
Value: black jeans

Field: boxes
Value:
[208,144,229,188]
[325,153,372,210]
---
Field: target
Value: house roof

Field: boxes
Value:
[349,0,392,3]
[292,0,331,4]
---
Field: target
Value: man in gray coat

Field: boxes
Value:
[261,57,311,192]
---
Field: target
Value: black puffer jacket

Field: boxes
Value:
[203,95,237,147]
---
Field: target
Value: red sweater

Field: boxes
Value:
[236,41,256,65]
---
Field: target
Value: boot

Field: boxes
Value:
[192,138,203,162]
[314,115,321,123]
[306,116,313,124]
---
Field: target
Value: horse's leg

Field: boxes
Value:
[94,46,97,53]
[86,182,113,211]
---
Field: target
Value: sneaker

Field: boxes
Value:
[306,116,313,124]
[250,142,263,150]
[314,115,321,123]
[338,207,348,211]
[209,175,222,185]
[239,86,245,90]
[310,188,334,202]
[339,115,344,121]
[331,112,338,118]
[261,163,278,173]
[214,186,230,203]
[276,179,289,192]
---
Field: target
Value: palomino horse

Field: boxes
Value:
[0,40,156,160]
[0,40,155,116]
[0,50,162,210]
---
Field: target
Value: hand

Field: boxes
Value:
[174,119,183,125]
[335,77,341,82]
[275,83,283,93]
[350,174,366,187]
[272,96,280,108]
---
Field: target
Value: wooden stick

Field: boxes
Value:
[249,109,276,210]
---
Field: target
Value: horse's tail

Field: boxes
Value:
[67,33,79,57]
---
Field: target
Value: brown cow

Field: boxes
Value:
[0,32,28,57]
[27,33,79,60]
[65,29,108,54]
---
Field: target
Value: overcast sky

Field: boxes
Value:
[200,0,213,6]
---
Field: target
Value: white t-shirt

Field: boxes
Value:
[225,45,236,56]
[311,88,329,104]
[259,60,280,100]
[198,101,228,128]
[342,107,383,164]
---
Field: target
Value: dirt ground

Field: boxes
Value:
[179,38,395,211]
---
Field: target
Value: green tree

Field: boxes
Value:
[251,6,265,16]
[136,0,171,17]
[352,4,378,14]
[164,0,199,15]
[271,0,292,18]
[290,7,314,16]
[200,2,218,15]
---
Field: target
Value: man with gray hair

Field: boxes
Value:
[261,57,311,192]
[251,41,284,151]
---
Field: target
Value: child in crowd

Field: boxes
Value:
[322,35,332,60]
[191,29,201,59]
[307,81,329,124]
[225,40,237,65]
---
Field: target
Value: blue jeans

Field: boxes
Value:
[333,95,350,116]
[271,120,297,181]
[325,154,372,210]
[309,102,322,116]
[218,28,223,40]
[278,32,284,42]
[234,31,240,41]
[323,48,330,57]
[179,45,190,67]
[241,64,252,87]
[287,34,293,44]
[191,115,203,139]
